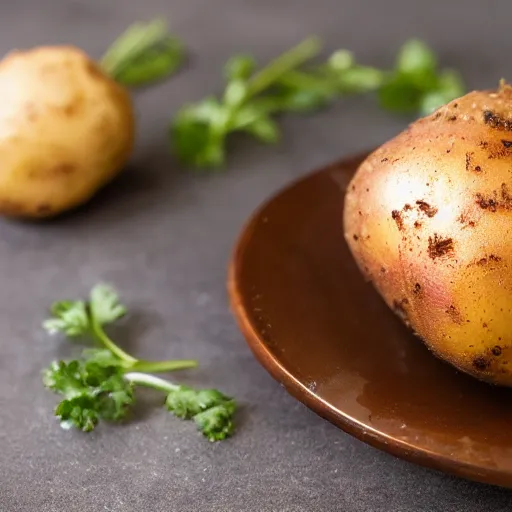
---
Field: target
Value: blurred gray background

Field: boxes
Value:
[0,0,511,510]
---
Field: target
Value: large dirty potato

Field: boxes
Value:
[0,46,134,218]
[344,83,512,386]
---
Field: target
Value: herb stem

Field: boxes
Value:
[124,372,179,393]
[100,19,183,87]
[100,19,167,77]
[277,69,335,94]
[90,314,196,372]
[90,319,137,364]
[246,37,321,98]
[129,359,198,373]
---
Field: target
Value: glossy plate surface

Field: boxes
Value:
[228,153,512,488]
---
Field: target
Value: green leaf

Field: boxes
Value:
[101,19,184,87]
[44,357,134,431]
[42,283,238,440]
[193,401,236,442]
[277,69,336,95]
[43,300,89,337]
[165,386,236,441]
[435,69,465,104]
[378,39,465,117]
[181,97,225,122]
[335,66,385,94]
[56,395,100,432]
[327,50,354,71]
[83,360,122,387]
[418,70,465,115]
[96,373,134,421]
[419,91,448,115]
[224,55,256,81]
[396,39,437,75]
[223,79,248,107]
[43,358,121,395]
[169,36,465,169]
[171,121,225,168]
[171,102,228,168]
[170,37,321,168]
[81,348,126,369]
[166,386,231,419]
[377,74,424,113]
[114,37,183,87]
[43,360,87,398]
[242,116,280,143]
[89,284,127,326]
[232,100,281,126]
[277,89,330,112]
[246,37,321,97]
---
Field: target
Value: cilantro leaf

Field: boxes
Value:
[396,39,437,75]
[43,358,134,431]
[112,37,183,87]
[171,37,321,168]
[378,40,464,116]
[89,284,127,326]
[81,348,126,368]
[101,19,184,88]
[378,74,426,113]
[43,360,88,398]
[56,395,100,432]
[224,55,256,81]
[43,300,89,337]
[165,385,236,441]
[43,283,236,441]
[170,38,465,169]
[165,386,231,419]
[419,69,465,115]
[194,401,236,442]
[96,373,135,421]
[333,66,385,94]
[171,100,228,168]
[241,115,280,143]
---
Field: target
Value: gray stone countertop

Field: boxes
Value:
[1,0,512,510]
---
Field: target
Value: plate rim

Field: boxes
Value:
[227,154,511,489]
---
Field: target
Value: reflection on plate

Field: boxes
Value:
[228,152,512,488]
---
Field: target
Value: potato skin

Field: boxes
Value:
[0,45,134,218]
[344,85,512,386]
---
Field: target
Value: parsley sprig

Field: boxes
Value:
[43,284,235,441]
[170,38,464,168]
[171,37,322,167]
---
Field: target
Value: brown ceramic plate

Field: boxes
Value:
[228,152,512,488]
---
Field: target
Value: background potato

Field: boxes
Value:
[343,84,512,386]
[0,46,134,217]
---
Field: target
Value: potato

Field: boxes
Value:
[343,83,512,386]
[0,45,134,218]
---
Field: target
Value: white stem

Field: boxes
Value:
[124,372,179,393]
